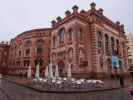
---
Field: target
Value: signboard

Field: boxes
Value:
[112,55,119,68]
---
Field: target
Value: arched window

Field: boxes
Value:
[67,48,73,63]
[52,53,56,62]
[68,29,73,41]
[119,60,122,68]
[58,60,65,76]
[35,58,43,66]
[97,31,102,53]
[105,34,109,55]
[122,42,125,57]
[107,58,112,77]
[18,50,21,56]
[36,39,44,56]
[78,29,84,40]
[79,49,85,64]
[24,40,31,57]
[59,28,65,43]
[68,48,73,59]
[25,49,30,56]
[17,45,22,57]
[37,46,43,55]
[25,40,31,47]
[53,36,56,48]
[111,37,115,55]
[97,31,102,47]
[24,60,30,67]
[99,55,103,68]
[116,39,119,55]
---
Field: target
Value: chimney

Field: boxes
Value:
[1,41,4,44]
[80,10,86,13]
[98,8,103,14]
[121,24,124,32]
[51,20,56,27]
[72,5,79,13]
[65,10,71,17]
[116,21,120,25]
[116,21,121,30]
[56,16,62,22]
[90,2,96,10]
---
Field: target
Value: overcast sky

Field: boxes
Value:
[0,0,132,41]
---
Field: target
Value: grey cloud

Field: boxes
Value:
[0,0,132,41]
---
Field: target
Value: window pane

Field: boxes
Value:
[59,28,65,42]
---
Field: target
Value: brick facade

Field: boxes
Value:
[0,2,129,78]
[0,42,10,74]
[50,3,128,78]
[7,28,51,76]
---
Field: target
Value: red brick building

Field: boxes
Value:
[7,28,51,76]
[0,42,10,74]
[50,3,128,78]
[0,3,129,78]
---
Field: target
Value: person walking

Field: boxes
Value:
[117,60,125,87]
[119,72,124,87]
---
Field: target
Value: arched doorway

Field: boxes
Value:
[35,58,43,66]
[107,58,112,78]
[58,60,65,77]
[35,58,44,76]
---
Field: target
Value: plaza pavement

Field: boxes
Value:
[0,76,133,100]
[3,75,133,89]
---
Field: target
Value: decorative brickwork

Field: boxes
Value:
[7,28,51,76]
[0,42,10,74]
[0,2,128,79]
[50,2,128,78]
